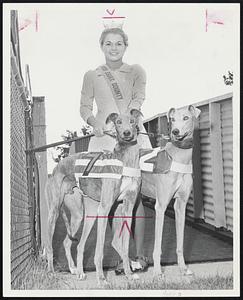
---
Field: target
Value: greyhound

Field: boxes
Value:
[141,105,201,278]
[45,109,142,286]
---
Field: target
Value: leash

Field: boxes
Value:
[138,131,170,140]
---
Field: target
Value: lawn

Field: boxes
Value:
[12,256,233,290]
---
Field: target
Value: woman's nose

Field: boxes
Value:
[111,44,117,50]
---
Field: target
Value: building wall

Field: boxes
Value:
[10,10,35,287]
[10,56,33,285]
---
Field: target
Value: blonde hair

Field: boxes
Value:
[99,28,128,46]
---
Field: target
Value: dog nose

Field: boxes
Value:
[123,130,131,137]
[172,128,180,136]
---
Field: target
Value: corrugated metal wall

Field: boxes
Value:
[198,105,215,226]
[220,100,233,232]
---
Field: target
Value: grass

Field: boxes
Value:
[12,256,233,290]
[12,256,78,290]
[106,274,233,290]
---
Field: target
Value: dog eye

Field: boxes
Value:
[116,120,122,125]
[170,118,175,122]
[183,116,189,121]
[130,119,135,124]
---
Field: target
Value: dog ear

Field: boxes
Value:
[130,109,144,119]
[105,113,118,124]
[188,105,201,119]
[167,108,175,121]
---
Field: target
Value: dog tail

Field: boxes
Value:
[60,204,78,242]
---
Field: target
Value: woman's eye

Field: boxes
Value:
[183,116,189,121]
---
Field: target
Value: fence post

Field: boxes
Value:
[32,96,48,252]
[209,102,226,228]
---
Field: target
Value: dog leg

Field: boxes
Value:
[174,199,193,275]
[94,180,116,286]
[46,205,59,273]
[122,193,139,280]
[45,179,60,273]
[63,190,84,275]
[174,175,193,276]
[153,175,174,278]
[63,213,82,274]
[111,203,124,258]
[76,197,99,280]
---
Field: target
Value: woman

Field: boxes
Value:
[80,26,152,274]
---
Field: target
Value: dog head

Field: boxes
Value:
[167,105,201,147]
[105,109,143,144]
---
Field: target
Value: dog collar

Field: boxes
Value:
[119,140,138,147]
[171,138,193,149]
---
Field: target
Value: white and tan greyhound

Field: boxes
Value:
[45,109,142,286]
[141,105,201,277]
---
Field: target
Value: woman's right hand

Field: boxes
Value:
[93,124,104,137]
[87,116,104,137]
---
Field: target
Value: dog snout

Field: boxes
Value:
[123,130,131,137]
[172,128,180,136]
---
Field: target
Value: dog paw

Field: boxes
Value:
[131,273,139,280]
[47,267,55,274]
[97,278,109,288]
[153,271,165,280]
[180,267,194,276]
[70,267,78,275]
[77,273,87,280]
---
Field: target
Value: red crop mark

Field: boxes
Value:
[86,215,152,238]
[86,216,152,219]
[102,8,125,19]
[119,220,132,237]
[19,19,32,31]
[206,9,224,32]
[18,11,39,32]
[106,9,115,16]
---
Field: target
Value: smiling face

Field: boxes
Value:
[101,33,127,62]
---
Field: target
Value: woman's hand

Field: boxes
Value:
[93,124,104,137]
[87,116,104,137]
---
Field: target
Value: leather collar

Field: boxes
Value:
[171,138,193,149]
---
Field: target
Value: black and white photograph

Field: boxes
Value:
[3,2,240,297]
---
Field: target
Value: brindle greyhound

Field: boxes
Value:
[141,105,201,278]
[45,109,142,286]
